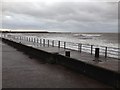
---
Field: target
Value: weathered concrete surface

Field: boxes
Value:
[2,42,112,88]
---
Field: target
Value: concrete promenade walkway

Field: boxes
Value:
[10,38,119,72]
[2,41,112,88]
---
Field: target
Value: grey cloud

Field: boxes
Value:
[2,1,118,32]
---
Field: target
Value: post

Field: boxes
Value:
[34,38,36,43]
[91,45,93,55]
[52,40,54,47]
[30,37,31,42]
[29,37,30,42]
[40,39,42,44]
[48,40,49,47]
[64,42,66,49]
[43,39,45,46]
[105,47,107,58]
[78,44,82,53]
[37,38,38,43]
[65,51,70,57]
[58,41,60,48]
[27,37,28,41]
[95,48,99,58]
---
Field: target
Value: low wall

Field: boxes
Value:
[1,38,120,88]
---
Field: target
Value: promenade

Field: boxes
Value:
[2,41,111,88]
[9,36,119,72]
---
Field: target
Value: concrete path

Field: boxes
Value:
[2,41,112,88]
[10,38,119,72]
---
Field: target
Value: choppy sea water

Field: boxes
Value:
[22,33,119,48]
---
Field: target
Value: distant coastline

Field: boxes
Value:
[0,31,119,34]
[0,31,49,33]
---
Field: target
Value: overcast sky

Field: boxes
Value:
[1,0,119,32]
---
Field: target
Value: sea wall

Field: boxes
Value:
[1,38,120,88]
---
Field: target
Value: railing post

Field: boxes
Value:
[52,40,54,47]
[29,37,30,42]
[37,38,39,43]
[58,41,60,48]
[33,37,34,42]
[78,44,82,53]
[64,42,66,49]
[105,47,107,58]
[91,45,93,55]
[30,37,31,42]
[43,39,45,46]
[31,37,33,42]
[40,39,42,44]
[27,37,28,41]
[34,37,36,43]
[48,40,49,47]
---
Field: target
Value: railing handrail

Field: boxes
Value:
[2,34,119,59]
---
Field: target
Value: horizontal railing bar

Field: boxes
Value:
[3,34,119,59]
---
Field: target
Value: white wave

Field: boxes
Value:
[81,34,101,37]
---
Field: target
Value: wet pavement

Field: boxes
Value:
[2,41,112,88]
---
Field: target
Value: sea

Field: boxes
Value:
[21,32,119,48]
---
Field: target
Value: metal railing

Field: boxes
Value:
[1,34,119,59]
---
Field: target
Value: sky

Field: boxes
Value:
[1,0,119,32]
